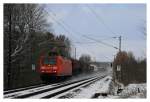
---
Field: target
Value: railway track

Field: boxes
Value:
[4,84,45,94]
[4,75,106,99]
[4,82,64,95]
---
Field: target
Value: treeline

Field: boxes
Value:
[113,51,146,85]
[4,4,71,90]
[79,54,93,73]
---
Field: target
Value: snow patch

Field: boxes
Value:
[73,76,112,98]
[119,83,146,98]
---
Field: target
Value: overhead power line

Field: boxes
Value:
[45,9,96,59]
[51,9,118,50]
[86,5,117,35]
[82,35,118,50]
[47,8,118,50]
[45,8,118,61]
[45,10,72,37]
[46,9,82,43]
[73,41,98,44]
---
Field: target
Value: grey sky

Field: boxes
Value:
[45,4,146,62]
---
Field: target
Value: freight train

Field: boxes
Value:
[38,51,91,82]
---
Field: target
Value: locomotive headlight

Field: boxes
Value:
[41,67,45,69]
[53,66,57,70]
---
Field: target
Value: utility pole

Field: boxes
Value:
[119,36,121,52]
[118,36,122,82]
[75,47,76,60]
[8,5,12,89]
[113,36,122,52]
[113,55,116,82]
[113,36,122,91]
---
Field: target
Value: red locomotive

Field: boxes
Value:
[38,50,92,81]
[39,52,72,81]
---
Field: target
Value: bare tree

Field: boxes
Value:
[4,4,49,62]
[138,21,146,40]
[113,51,146,85]
[4,4,49,89]
[79,54,91,63]
[55,35,71,57]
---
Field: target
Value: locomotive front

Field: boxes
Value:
[39,55,72,81]
[40,56,58,74]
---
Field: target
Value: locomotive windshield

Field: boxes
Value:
[43,57,56,65]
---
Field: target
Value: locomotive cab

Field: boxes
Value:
[39,53,72,81]
[40,56,58,74]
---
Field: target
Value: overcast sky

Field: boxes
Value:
[45,4,146,62]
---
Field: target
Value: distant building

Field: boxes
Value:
[90,62,112,71]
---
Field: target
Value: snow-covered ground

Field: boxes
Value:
[58,72,146,99]
[58,75,112,98]
[106,83,146,99]
[57,67,114,98]
[60,67,146,99]
[74,76,112,98]
[117,83,146,98]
